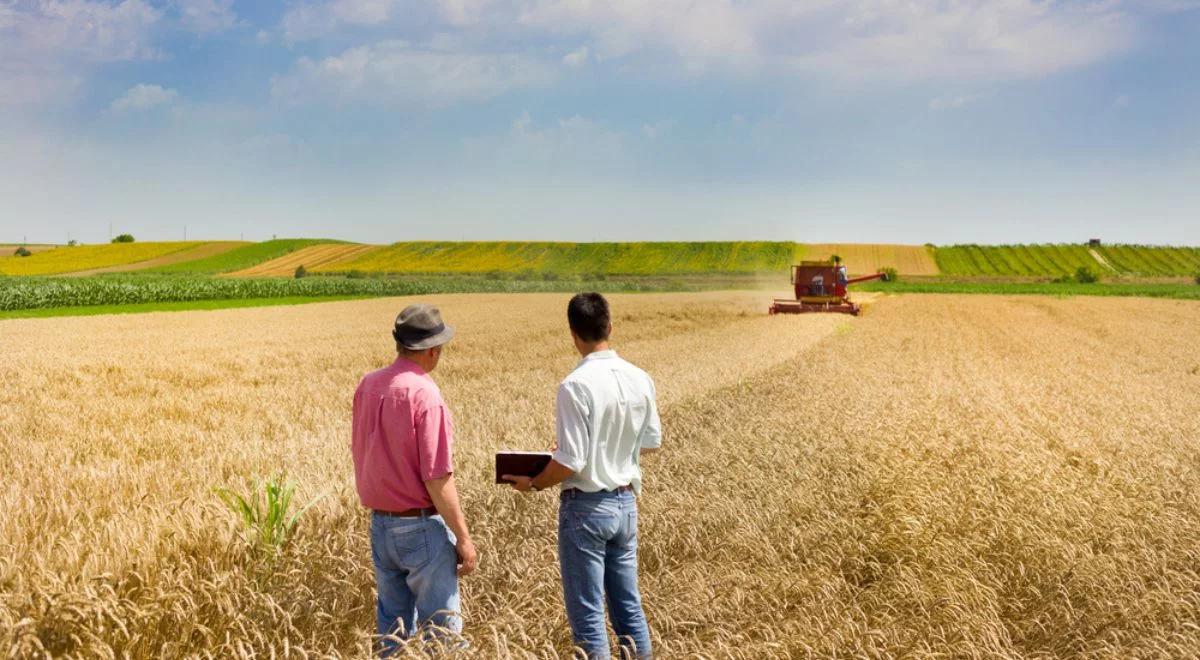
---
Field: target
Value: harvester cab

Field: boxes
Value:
[769,260,889,316]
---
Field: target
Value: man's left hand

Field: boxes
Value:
[502,474,534,492]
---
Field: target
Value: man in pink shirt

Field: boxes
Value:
[351,304,477,655]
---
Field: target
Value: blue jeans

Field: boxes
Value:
[559,489,652,659]
[370,511,461,656]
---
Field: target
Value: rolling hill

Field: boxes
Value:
[0,242,206,276]
[314,241,799,276]
[146,239,342,275]
[934,244,1200,278]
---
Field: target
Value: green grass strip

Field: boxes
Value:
[0,296,376,320]
[859,280,1200,300]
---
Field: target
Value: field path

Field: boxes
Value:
[225,244,379,277]
[1089,248,1118,273]
[62,242,247,276]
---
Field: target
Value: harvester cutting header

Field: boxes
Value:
[769,258,891,316]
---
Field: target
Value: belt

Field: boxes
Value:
[562,485,633,496]
[373,507,437,518]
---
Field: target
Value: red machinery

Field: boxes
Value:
[769,260,889,316]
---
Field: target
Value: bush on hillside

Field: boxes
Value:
[1074,267,1100,284]
[111,234,135,243]
[1194,272,1200,285]
[880,267,898,283]
[67,240,78,247]
[294,265,308,279]
[14,246,32,257]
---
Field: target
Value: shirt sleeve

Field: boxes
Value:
[350,382,366,448]
[414,393,454,482]
[552,381,590,472]
[639,376,662,449]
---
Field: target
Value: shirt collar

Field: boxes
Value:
[392,356,429,377]
[579,349,617,366]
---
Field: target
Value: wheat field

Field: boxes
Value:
[799,244,939,276]
[2,292,1199,658]
[227,245,380,277]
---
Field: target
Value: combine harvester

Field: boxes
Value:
[769,259,890,316]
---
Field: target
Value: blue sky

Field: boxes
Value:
[2,0,1198,245]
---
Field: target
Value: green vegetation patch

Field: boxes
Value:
[857,280,1200,301]
[0,296,374,319]
[316,241,796,276]
[147,239,341,275]
[934,244,1200,278]
[0,274,682,314]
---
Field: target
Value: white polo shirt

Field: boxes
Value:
[552,350,662,494]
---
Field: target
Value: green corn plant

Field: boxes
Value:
[215,475,324,550]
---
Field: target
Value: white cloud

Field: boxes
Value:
[173,0,237,34]
[929,93,985,111]
[111,84,179,112]
[279,0,1148,82]
[282,0,406,41]
[0,0,163,107]
[641,120,675,139]
[786,1,1136,82]
[521,0,1136,81]
[562,45,588,67]
[271,40,555,108]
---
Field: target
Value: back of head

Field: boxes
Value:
[568,292,610,342]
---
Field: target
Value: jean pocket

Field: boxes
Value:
[574,511,621,542]
[389,524,430,569]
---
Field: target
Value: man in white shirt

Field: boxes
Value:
[504,293,661,659]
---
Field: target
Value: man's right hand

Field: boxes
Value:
[456,537,478,576]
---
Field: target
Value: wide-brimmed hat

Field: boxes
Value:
[393,304,455,350]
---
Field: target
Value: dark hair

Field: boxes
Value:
[567,293,610,342]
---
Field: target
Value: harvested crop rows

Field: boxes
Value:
[2,293,1199,658]
[227,244,379,277]
[800,243,939,276]
[62,242,248,276]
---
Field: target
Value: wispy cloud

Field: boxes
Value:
[173,0,238,34]
[270,41,556,108]
[929,93,986,111]
[281,0,408,42]
[562,45,589,67]
[278,0,1145,82]
[111,84,179,112]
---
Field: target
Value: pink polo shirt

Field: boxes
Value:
[351,358,454,512]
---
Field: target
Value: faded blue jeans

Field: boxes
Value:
[559,488,652,659]
[370,511,461,656]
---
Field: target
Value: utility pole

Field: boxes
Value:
[108,222,112,242]
[184,225,187,241]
